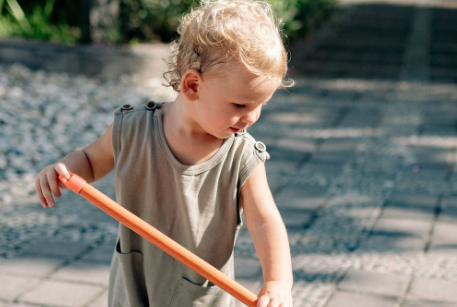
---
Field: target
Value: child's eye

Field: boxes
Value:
[233,103,245,108]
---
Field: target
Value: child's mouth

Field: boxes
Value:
[229,127,240,133]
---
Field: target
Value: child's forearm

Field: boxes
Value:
[250,217,293,287]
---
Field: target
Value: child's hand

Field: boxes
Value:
[35,162,71,208]
[257,281,293,307]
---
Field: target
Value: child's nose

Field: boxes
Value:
[241,109,260,124]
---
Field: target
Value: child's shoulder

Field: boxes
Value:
[233,131,270,162]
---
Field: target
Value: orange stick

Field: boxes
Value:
[59,173,258,307]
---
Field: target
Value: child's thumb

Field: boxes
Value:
[55,162,71,180]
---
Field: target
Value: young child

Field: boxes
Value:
[35,1,294,306]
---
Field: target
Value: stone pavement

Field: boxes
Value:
[1,0,457,306]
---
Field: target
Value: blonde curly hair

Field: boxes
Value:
[164,0,293,92]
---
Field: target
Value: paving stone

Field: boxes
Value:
[278,208,314,229]
[427,241,457,257]
[308,151,350,166]
[359,235,425,254]
[371,218,432,239]
[387,193,438,207]
[431,221,457,243]
[0,256,65,277]
[407,277,457,303]
[19,280,104,307]
[86,291,108,307]
[0,274,40,302]
[302,162,344,177]
[50,260,110,286]
[401,300,457,307]
[381,193,438,220]
[324,291,397,307]
[19,240,91,259]
[274,185,328,211]
[439,196,457,223]
[275,137,318,154]
[80,243,115,264]
[337,269,409,297]
[234,257,262,279]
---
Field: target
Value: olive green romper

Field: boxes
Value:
[108,103,269,307]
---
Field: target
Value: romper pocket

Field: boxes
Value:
[109,241,147,307]
[168,277,234,307]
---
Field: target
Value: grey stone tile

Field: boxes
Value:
[381,206,435,221]
[400,169,447,183]
[387,193,438,208]
[19,239,91,259]
[371,218,432,239]
[50,260,110,286]
[275,137,317,154]
[319,139,358,153]
[81,241,115,264]
[275,185,328,211]
[19,280,104,307]
[359,235,425,254]
[234,257,262,279]
[381,193,438,220]
[278,208,313,229]
[407,277,457,303]
[338,269,409,297]
[86,290,108,307]
[0,256,65,277]
[431,222,457,244]
[325,291,397,307]
[0,274,40,302]
[402,300,457,307]
[439,197,457,223]
[427,241,457,257]
[302,162,344,177]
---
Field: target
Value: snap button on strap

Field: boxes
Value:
[121,104,133,111]
[145,101,157,111]
[254,141,267,152]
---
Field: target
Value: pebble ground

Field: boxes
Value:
[1,0,457,306]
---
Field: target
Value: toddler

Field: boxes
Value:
[35,0,294,306]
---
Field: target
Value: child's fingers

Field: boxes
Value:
[257,295,271,307]
[39,176,55,208]
[47,168,62,199]
[35,176,48,208]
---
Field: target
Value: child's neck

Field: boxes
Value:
[161,102,224,165]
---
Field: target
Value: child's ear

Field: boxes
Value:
[181,69,202,101]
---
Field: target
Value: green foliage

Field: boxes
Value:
[0,0,81,44]
[269,0,337,41]
[118,0,198,43]
[0,0,336,45]
[118,0,336,44]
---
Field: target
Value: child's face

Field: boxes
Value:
[192,62,278,139]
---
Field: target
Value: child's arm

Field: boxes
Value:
[35,124,114,208]
[241,163,293,307]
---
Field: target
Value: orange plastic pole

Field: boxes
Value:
[59,173,258,307]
